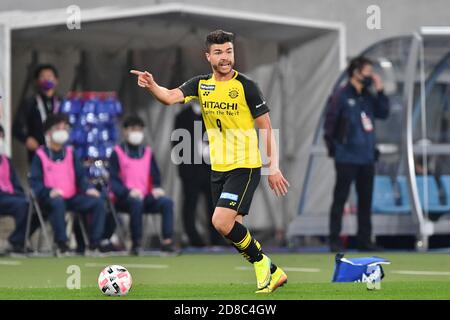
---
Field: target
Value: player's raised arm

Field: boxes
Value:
[130,70,185,106]
[254,113,290,197]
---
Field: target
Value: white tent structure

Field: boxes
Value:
[0,3,344,240]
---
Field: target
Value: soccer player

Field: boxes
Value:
[131,30,290,293]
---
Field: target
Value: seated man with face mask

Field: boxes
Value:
[29,114,106,255]
[0,125,30,254]
[109,115,175,255]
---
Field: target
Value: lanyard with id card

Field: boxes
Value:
[361,111,373,132]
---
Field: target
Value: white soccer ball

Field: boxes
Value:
[98,265,133,296]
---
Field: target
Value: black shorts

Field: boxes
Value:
[211,167,261,215]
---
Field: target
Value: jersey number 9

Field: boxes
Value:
[216,119,222,132]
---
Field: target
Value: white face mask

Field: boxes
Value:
[0,139,4,154]
[127,131,144,146]
[51,130,69,145]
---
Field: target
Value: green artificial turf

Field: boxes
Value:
[0,253,449,300]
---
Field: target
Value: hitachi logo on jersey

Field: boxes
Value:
[202,101,238,110]
[200,84,216,91]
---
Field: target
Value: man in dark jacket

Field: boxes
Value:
[29,114,106,255]
[109,115,175,255]
[13,64,62,162]
[323,56,390,252]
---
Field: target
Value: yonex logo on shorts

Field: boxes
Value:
[220,192,239,201]
[200,84,216,91]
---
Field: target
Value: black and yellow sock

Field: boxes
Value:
[253,238,278,274]
[225,222,263,263]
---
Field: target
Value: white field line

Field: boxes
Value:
[391,270,450,276]
[0,260,21,266]
[235,266,320,273]
[85,263,168,269]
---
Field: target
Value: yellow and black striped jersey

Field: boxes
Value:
[179,71,270,172]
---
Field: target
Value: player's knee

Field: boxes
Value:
[211,213,232,235]
[211,215,223,234]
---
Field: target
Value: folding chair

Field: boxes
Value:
[66,211,90,249]
[104,189,127,248]
[111,201,162,251]
[25,190,92,254]
[0,215,14,251]
[24,189,54,254]
[143,213,162,249]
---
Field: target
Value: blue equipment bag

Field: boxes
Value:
[332,253,390,283]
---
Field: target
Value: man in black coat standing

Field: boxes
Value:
[13,64,62,163]
[324,56,390,252]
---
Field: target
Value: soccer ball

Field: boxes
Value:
[98,265,132,296]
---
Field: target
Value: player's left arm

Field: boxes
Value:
[243,76,290,196]
[254,113,290,197]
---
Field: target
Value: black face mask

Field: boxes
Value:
[361,76,373,88]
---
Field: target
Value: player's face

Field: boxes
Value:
[206,42,235,76]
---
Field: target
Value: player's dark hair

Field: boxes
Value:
[347,56,373,78]
[122,115,146,128]
[43,113,69,133]
[0,125,4,137]
[205,30,235,52]
[34,64,59,80]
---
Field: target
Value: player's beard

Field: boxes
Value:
[212,60,234,76]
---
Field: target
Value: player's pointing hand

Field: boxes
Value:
[130,70,155,89]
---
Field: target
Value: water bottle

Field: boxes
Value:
[86,128,97,145]
[97,93,111,124]
[82,92,98,125]
[108,93,123,116]
[98,126,110,143]
[105,142,114,158]
[87,144,100,159]
[366,265,382,290]
[61,93,81,125]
